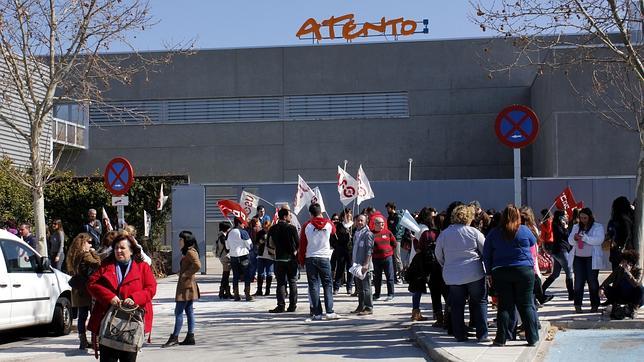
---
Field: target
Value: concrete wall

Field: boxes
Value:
[60,38,638,183]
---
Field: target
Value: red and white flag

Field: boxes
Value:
[554,186,584,219]
[311,187,327,214]
[294,175,315,214]
[217,200,249,225]
[156,183,169,211]
[356,165,375,206]
[239,190,260,218]
[337,166,358,206]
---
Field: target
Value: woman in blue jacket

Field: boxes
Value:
[483,205,538,347]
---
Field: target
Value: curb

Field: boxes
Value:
[549,319,644,330]
[410,321,551,362]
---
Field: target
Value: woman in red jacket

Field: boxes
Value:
[87,233,157,361]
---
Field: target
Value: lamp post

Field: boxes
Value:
[408,158,413,181]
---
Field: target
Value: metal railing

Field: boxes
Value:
[52,117,87,149]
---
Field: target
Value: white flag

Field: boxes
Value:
[156,183,169,211]
[239,190,260,218]
[143,210,152,237]
[356,165,375,205]
[102,207,113,232]
[311,187,327,214]
[337,166,358,206]
[294,175,315,215]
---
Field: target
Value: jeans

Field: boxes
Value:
[573,256,600,307]
[447,277,488,340]
[256,258,275,278]
[412,291,422,309]
[355,272,373,311]
[275,259,299,308]
[373,256,395,297]
[305,257,334,316]
[492,266,538,345]
[248,247,258,280]
[230,255,251,290]
[172,300,195,335]
[77,306,89,334]
[99,345,137,362]
[393,242,403,280]
[542,250,573,291]
[332,251,353,292]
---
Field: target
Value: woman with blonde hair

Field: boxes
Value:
[483,205,538,346]
[435,204,488,342]
[66,233,101,350]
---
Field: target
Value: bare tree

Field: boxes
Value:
[472,0,644,268]
[0,0,168,255]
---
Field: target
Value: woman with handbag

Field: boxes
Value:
[163,231,201,348]
[87,234,157,361]
[66,233,101,350]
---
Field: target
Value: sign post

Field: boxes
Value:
[494,105,540,206]
[104,157,134,229]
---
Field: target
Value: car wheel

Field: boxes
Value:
[51,296,72,336]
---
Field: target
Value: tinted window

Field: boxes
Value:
[0,240,38,273]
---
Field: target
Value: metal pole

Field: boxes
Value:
[408,158,413,182]
[514,149,522,206]
[343,160,348,172]
[117,205,125,230]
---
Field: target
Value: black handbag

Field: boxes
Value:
[68,274,88,289]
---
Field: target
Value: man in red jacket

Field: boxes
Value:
[372,216,397,301]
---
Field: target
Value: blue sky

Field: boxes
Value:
[117,1,484,51]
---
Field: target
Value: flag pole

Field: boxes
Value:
[539,201,557,224]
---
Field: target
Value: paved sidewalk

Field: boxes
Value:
[410,272,644,362]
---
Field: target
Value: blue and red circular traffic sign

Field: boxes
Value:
[103,157,134,196]
[494,105,540,149]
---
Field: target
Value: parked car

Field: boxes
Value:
[0,229,72,335]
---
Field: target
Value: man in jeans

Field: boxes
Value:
[351,214,374,315]
[372,216,397,301]
[268,208,300,313]
[298,203,338,320]
[386,202,405,284]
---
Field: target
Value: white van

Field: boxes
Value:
[0,229,73,335]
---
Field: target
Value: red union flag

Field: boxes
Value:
[554,186,583,219]
[217,200,249,224]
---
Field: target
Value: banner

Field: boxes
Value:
[102,207,113,232]
[217,200,249,224]
[337,165,358,205]
[239,190,260,218]
[356,165,375,205]
[156,183,169,211]
[294,175,315,214]
[143,210,151,237]
[554,186,583,219]
[311,187,327,214]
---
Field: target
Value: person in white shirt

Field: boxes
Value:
[226,218,254,301]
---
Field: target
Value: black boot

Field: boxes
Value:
[162,334,179,348]
[179,333,195,345]
[220,270,231,299]
[218,285,225,299]
[245,283,254,301]
[255,276,264,296]
[233,285,241,301]
[265,276,273,296]
[566,278,574,301]
[224,285,233,299]
[79,333,89,350]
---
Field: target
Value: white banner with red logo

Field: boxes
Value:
[239,190,260,218]
[311,187,327,214]
[294,175,315,214]
[337,166,358,206]
[356,165,375,205]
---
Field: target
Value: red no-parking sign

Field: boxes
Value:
[103,157,134,196]
[495,105,540,149]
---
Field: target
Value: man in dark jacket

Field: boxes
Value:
[268,207,300,313]
[386,202,404,283]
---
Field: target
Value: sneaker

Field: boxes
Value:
[333,289,338,296]
[350,308,363,314]
[385,295,394,301]
[326,313,340,320]
[269,306,285,313]
[373,295,381,301]
[357,308,373,316]
[312,314,324,321]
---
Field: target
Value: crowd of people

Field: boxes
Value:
[2,195,643,359]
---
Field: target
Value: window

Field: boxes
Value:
[0,240,38,273]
